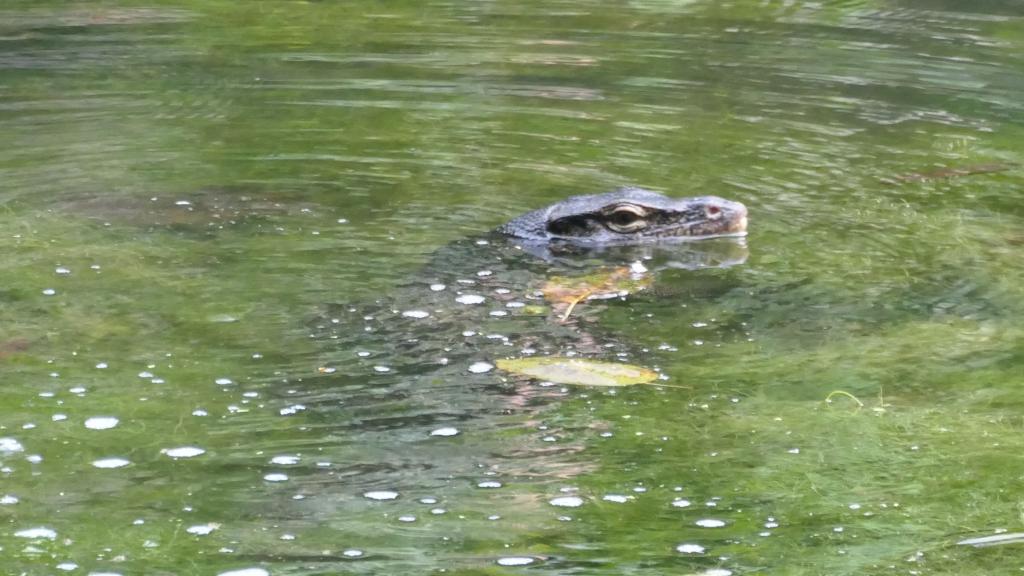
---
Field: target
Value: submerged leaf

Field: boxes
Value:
[496,357,659,386]
[542,265,652,321]
[541,266,651,305]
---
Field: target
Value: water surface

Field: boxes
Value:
[2,1,1023,575]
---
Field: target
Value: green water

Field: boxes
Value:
[2,1,1024,574]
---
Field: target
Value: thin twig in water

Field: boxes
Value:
[825,390,864,412]
[560,290,593,322]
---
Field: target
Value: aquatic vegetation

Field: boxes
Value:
[2,0,1024,575]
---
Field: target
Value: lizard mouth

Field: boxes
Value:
[681,200,748,238]
[731,213,748,234]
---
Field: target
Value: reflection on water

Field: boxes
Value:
[2,1,1024,574]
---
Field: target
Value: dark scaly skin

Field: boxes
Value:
[499,187,748,244]
[267,192,750,554]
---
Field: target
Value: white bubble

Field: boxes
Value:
[215,378,234,386]
[217,569,270,576]
[279,404,306,416]
[1,494,19,505]
[271,455,299,465]
[602,494,629,503]
[162,446,206,459]
[702,570,733,576]
[429,284,446,291]
[430,427,459,437]
[373,366,391,373]
[42,288,56,296]
[363,490,399,501]
[676,543,705,554]
[672,499,692,508]
[56,562,78,571]
[398,515,416,522]
[455,294,485,305]
[497,557,535,566]
[85,417,119,430]
[95,362,108,369]
[55,267,71,275]
[467,362,493,374]
[549,496,584,508]
[0,438,24,453]
[187,523,219,535]
[209,314,238,323]
[401,310,429,319]
[342,549,364,558]
[15,527,57,539]
[695,519,726,528]
[93,458,131,469]
[264,473,289,482]
[477,481,502,489]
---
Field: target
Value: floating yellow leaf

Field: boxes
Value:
[496,357,660,387]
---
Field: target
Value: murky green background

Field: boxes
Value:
[2,1,1024,574]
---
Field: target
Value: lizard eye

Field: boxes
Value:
[606,205,648,232]
[705,205,722,219]
[611,210,640,226]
